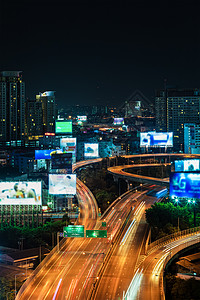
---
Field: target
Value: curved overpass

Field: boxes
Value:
[108,164,170,186]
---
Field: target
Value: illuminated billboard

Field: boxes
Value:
[175,160,200,172]
[49,174,76,195]
[77,116,87,122]
[0,182,42,205]
[35,149,61,160]
[51,153,72,172]
[60,138,76,163]
[140,132,173,147]
[84,143,99,158]
[113,118,124,125]
[170,172,200,199]
[55,120,72,134]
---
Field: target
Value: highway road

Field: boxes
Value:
[108,164,170,186]
[126,232,200,300]
[93,190,165,300]
[17,154,196,300]
[17,188,147,300]
[16,178,99,300]
[17,155,153,300]
[123,153,200,159]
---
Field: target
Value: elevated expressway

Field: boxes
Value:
[109,153,200,186]
[17,158,150,300]
[17,154,200,300]
[108,164,170,186]
[124,229,200,300]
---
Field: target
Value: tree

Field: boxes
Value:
[145,202,191,241]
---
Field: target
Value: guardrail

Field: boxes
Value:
[147,226,200,254]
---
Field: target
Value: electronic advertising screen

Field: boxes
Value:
[49,174,76,195]
[140,132,173,147]
[175,160,200,172]
[113,118,124,125]
[170,172,200,199]
[77,116,87,122]
[84,143,99,158]
[0,182,42,205]
[35,149,61,160]
[55,120,72,134]
[51,153,72,172]
[60,138,76,163]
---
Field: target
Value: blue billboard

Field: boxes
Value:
[170,172,200,199]
[35,149,60,160]
[140,132,173,147]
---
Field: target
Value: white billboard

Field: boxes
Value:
[84,143,99,158]
[175,159,200,172]
[0,182,42,205]
[77,116,87,121]
[140,132,173,147]
[49,174,76,195]
[60,138,76,163]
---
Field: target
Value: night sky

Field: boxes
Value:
[1,0,200,107]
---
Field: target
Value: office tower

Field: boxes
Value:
[25,99,44,138]
[184,123,200,154]
[155,89,167,132]
[36,91,57,133]
[0,71,25,141]
[155,88,200,150]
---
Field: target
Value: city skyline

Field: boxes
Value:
[2,0,200,106]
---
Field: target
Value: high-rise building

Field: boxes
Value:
[25,99,43,138]
[36,91,56,133]
[155,89,167,132]
[184,123,200,154]
[155,88,200,150]
[0,71,25,142]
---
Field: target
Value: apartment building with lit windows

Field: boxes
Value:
[155,88,200,150]
[0,71,25,142]
[36,91,56,133]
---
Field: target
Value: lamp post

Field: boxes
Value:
[193,200,196,227]
[188,199,196,227]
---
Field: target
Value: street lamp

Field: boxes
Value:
[15,273,25,299]
[188,199,196,227]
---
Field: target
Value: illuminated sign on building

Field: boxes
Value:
[60,138,76,163]
[84,143,99,158]
[170,172,200,199]
[0,182,42,205]
[113,118,124,125]
[140,132,173,147]
[49,174,76,195]
[55,120,72,134]
[175,160,200,172]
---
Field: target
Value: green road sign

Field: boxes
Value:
[63,225,84,237]
[86,230,107,238]
[102,222,106,227]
